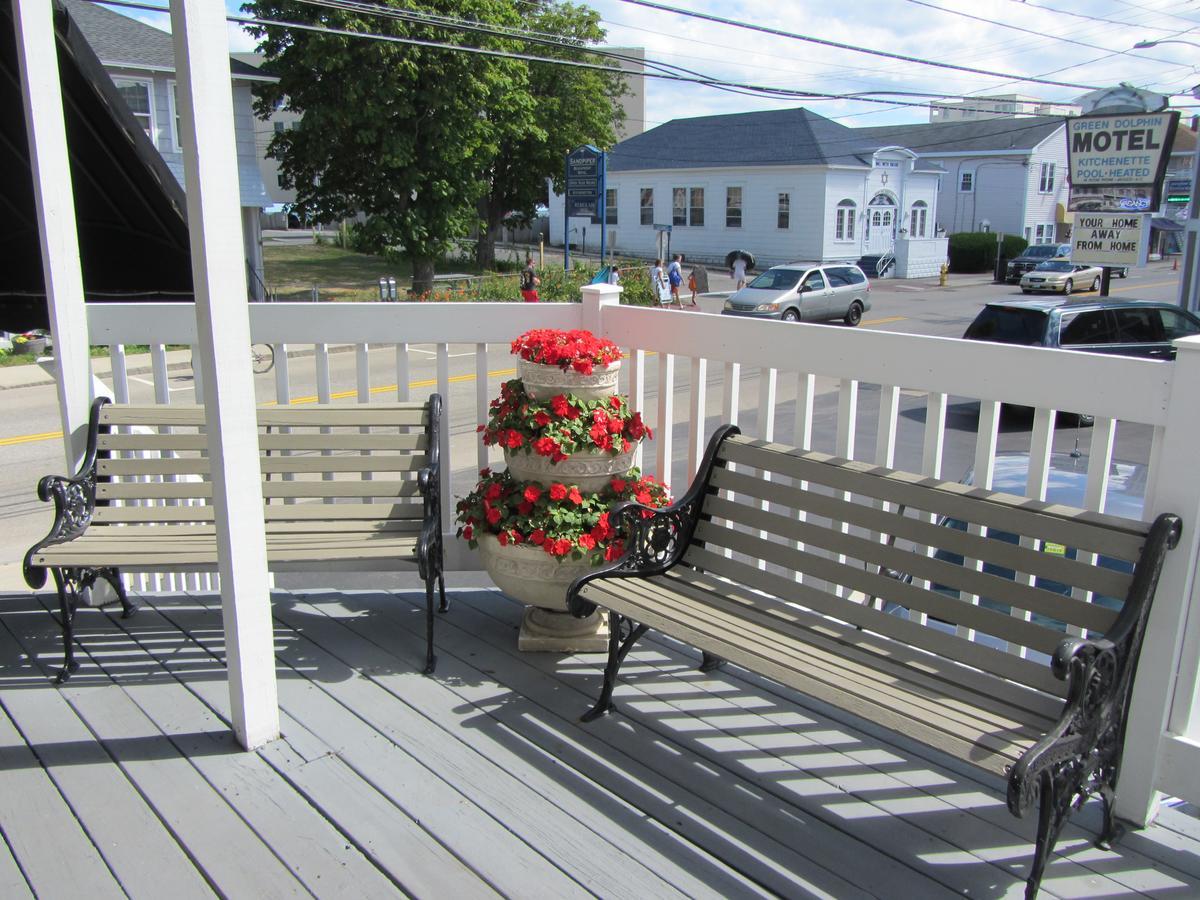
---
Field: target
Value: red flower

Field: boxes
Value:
[480,468,491,477]
[509,531,524,545]
[498,531,509,546]
[568,487,583,505]
[533,436,559,458]
[462,525,473,540]
[534,410,551,427]
[592,409,609,425]
[610,478,627,492]
[518,501,533,515]
[609,395,622,409]
[552,450,568,463]
[563,403,581,420]
[549,483,567,501]
[578,533,596,550]
[608,418,623,434]
[524,485,542,503]
[605,541,625,562]
[505,430,524,449]
[550,394,570,417]
[552,538,573,557]
[485,506,502,525]
[635,490,653,505]
[530,529,546,545]
[572,358,595,376]
[484,482,502,501]
[590,422,610,445]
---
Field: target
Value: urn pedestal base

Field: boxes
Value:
[518,606,609,653]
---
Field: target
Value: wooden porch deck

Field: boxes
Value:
[2,584,1199,899]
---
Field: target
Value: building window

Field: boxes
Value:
[725,186,742,228]
[835,199,856,241]
[1039,162,1055,194]
[167,81,182,151]
[605,188,617,225]
[274,121,286,134]
[640,188,653,226]
[910,200,927,238]
[672,187,704,226]
[777,193,790,229]
[1034,223,1055,244]
[959,171,974,193]
[113,78,154,142]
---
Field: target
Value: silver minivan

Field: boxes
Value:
[721,263,872,325]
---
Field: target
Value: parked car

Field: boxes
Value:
[962,297,1200,360]
[1019,259,1103,295]
[1005,243,1072,283]
[721,263,871,325]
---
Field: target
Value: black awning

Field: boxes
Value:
[1150,217,1184,232]
[0,0,192,332]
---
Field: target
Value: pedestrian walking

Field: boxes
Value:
[520,255,540,302]
[652,259,670,306]
[731,255,748,291]
[687,262,707,307]
[667,254,684,308]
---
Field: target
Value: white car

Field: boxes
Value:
[1019,260,1103,295]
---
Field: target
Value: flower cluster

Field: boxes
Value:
[481,379,651,459]
[456,468,670,563]
[510,328,622,375]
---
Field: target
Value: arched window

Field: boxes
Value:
[911,200,928,238]
[835,199,856,242]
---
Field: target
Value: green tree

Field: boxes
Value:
[246,0,529,293]
[474,3,625,269]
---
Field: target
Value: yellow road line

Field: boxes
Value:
[0,430,63,447]
[862,315,906,327]
[1109,279,1179,294]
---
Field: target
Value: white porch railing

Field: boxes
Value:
[84,286,1200,825]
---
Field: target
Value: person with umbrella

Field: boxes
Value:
[727,249,754,291]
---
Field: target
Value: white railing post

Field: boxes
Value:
[170,0,278,750]
[13,0,92,471]
[1118,335,1200,825]
[580,282,621,336]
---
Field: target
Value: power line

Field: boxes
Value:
[904,0,1194,67]
[1000,0,1190,30]
[612,0,1103,91]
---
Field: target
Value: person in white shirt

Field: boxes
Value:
[731,257,747,290]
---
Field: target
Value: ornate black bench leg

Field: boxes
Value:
[1025,769,1074,900]
[581,615,648,723]
[422,575,437,675]
[699,651,725,673]
[50,568,80,684]
[437,573,448,613]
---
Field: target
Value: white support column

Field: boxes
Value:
[14,0,92,470]
[1118,336,1200,824]
[580,282,621,334]
[169,0,277,750]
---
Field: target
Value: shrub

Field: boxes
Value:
[947,232,1028,273]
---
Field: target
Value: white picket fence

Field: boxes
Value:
[85,284,1200,824]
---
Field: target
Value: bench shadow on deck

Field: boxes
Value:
[2,586,1199,899]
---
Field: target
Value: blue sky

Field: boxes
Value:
[122,1,1200,129]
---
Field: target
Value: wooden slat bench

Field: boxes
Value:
[567,425,1182,899]
[24,396,445,680]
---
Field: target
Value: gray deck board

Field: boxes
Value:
[0,618,215,899]
[3,586,1198,900]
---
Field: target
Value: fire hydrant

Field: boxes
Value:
[938,262,949,287]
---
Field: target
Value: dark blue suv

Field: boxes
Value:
[963,297,1200,360]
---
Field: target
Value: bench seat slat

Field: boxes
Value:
[98,455,427,477]
[700,494,1119,636]
[96,481,422,501]
[683,545,1061,696]
[579,576,1048,775]
[690,519,1066,657]
[98,433,429,452]
[91,503,424,523]
[640,569,1064,726]
[710,466,1134,603]
[100,404,430,428]
[65,521,422,537]
[720,437,1148,561]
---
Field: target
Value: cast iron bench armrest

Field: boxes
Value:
[567,423,741,619]
[23,397,110,589]
[1007,512,1183,824]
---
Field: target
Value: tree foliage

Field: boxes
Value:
[246,1,624,289]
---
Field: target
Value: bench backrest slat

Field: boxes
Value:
[98,433,429,453]
[98,455,428,477]
[99,404,430,428]
[682,434,1154,696]
[97,479,423,502]
[92,503,425,524]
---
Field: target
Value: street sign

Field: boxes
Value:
[653,223,672,233]
[1071,213,1148,267]
[566,145,601,218]
[1066,111,1179,213]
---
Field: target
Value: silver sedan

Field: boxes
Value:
[1019,260,1103,295]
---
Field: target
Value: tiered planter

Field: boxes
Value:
[458,330,665,654]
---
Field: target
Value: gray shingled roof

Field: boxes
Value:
[854,116,1065,154]
[59,0,261,78]
[608,107,879,172]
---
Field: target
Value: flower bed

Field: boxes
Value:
[510,328,621,375]
[456,468,669,564]
[480,379,650,460]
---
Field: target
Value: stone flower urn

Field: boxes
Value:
[477,533,607,651]
[504,445,637,494]
[518,358,620,403]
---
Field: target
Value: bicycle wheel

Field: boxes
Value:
[250,343,275,374]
